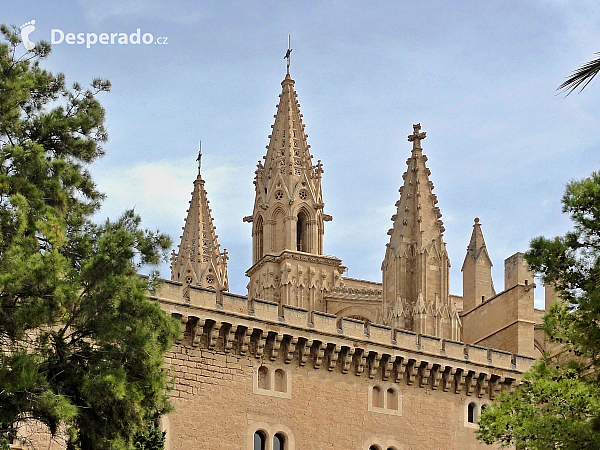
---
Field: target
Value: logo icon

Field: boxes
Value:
[20,20,36,51]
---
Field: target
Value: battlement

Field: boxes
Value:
[153,280,535,379]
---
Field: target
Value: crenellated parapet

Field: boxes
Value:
[152,280,534,398]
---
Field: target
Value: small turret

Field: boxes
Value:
[170,147,229,292]
[461,217,495,312]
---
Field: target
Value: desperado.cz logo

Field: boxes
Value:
[52,28,168,48]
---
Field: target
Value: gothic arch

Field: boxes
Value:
[292,203,316,220]
[269,204,289,221]
[254,214,264,262]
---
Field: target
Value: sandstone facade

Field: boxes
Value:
[11,71,548,450]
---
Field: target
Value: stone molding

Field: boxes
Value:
[152,282,535,399]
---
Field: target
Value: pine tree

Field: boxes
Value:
[0,24,180,449]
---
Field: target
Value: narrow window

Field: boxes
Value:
[296,211,308,252]
[255,216,264,261]
[386,388,398,410]
[481,404,487,414]
[273,433,285,450]
[274,369,286,392]
[467,402,476,423]
[525,279,529,286]
[258,366,269,390]
[372,386,383,408]
[254,431,266,450]
[481,295,485,302]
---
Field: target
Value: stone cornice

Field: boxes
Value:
[245,250,343,277]
[152,281,534,398]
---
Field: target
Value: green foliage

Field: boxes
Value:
[477,171,600,448]
[134,422,166,450]
[0,24,179,449]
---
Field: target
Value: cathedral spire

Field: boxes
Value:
[246,73,329,261]
[171,150,229,292]
[382,124,458,340]
[387,123,445,248]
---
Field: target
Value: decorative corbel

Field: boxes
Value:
[382,355,394,381]
[284,336,298,364]
[431,364,442,390]
[368,352,382,379]
[466,371,478,396]
[254,330,267,359]
[270,333,283,361]
[208,322,221,349]
[406,359,419,385]
[490,376,505,399]
[238,326,251,356]
[477,373,490,398]
[299,339,313,367]
[341,347,355,374]
[328,345,341,371]
[356,349,367,376]
[395,357,407,383]
[223,324,235,353]
[442,367,456,392]
[313,342,326,369]
[455,368,466,394]
[191,318,205,347]
[419,362,433,388]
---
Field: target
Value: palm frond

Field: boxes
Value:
[558,52,600,96]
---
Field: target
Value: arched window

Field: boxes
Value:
[372,386,383,408]
[369,446,381,450]
[273,433,285,450]
[255,216,264,261]
[274,369,286,392]
[258,366,269,390]
[467,402,476,423]
[274,210,285,252]
[387,448,398,450]
[254,430,266,450]
[296,210,309,252]
[387,388,398,410]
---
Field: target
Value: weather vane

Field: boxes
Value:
[284,35,292,75]
[197,141,202,171]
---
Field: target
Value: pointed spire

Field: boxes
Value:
[171,150,229,291]
[382,124,454,339]
[387,123,445,248]
[462,217,493,268]
[462,217,495,312]
[258,73,320,195]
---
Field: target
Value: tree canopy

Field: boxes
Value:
[477,171,600,449]
[0,24,179,449]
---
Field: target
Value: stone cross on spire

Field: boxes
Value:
[407,123,426,150]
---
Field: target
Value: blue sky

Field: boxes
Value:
[5,1,599,305]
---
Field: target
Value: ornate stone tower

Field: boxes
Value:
[244,73,344,310]
[461,217,495,313]
[381,124,460,339]
[171,150,229,292]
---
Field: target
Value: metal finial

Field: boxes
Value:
[284,35,292,75]
[197,141,202,172]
